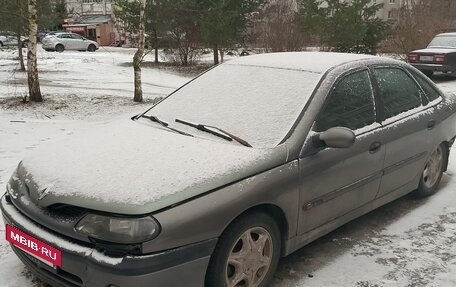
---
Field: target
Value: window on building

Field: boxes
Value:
[81,0,104,3]
[389,0,396,3]
[388,11,393,18]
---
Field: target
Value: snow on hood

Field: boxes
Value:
[19,120,287,215]
[411,48,456,54]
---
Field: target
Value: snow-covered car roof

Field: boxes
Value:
[436,32,456,37]
[228,52,379,73]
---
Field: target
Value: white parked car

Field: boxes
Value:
[41,32,99,52]
[0,34,28,48]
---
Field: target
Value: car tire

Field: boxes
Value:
[422,70,434,78]
[415,143,447,197]
[205,212,281,287]
[55,44,64,53]
[87,44,96,52]
[0,41,3,47]
[22,41,28,48]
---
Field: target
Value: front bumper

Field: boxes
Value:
[410,63,456,73]
[41,42,55,50]
[1,194,216,287]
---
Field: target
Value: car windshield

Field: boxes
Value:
[147,63,322,148]
[428,36,456,48]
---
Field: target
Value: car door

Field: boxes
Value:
[298,68,386,235]
[57,34,71,49]
[5,35,17,46]
[71,34,86,50]
[371,66,438,198]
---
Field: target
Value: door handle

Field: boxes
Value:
[427,120,436,129]
[369,142,382,153]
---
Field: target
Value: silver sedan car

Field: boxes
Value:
[41,32,99,52]
[2,52,456,287]
[0,34,28,48]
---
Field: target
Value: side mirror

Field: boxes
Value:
[313,127,355,149]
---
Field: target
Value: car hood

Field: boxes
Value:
[411,47,456,54]
[18,119,288,215]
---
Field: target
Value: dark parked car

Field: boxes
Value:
[2,52,456,287]
[408,32,456,77]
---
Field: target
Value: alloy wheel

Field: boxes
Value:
[225,227,273,287]
[422,145,444,189]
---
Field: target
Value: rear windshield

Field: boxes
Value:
[428,36,456,48]
[148,64,322,148]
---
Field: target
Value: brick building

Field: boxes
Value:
[63,0,120,46]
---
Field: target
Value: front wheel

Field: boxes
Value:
[205,212,281,287]
[87,44,96,52]
[55,44,64,53]
[415,143,447,197]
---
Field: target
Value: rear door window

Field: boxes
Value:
[410,70,442,102]
[71,35,83,40]
[316,70,376,132]
[372,68,423,119]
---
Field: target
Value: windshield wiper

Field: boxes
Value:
[133,114,194,137]
[175,118,252,147]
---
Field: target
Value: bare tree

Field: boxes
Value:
[28,0,42,102]
[383,0,452,57]
[262,0,303,52]
[133,0,146,102]
[0,0,28,71]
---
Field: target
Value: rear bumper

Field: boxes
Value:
[1,194,216,287]
[410,63,456,72]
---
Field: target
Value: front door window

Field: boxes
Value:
[316,70,376,132]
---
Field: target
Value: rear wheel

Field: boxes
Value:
[87,44,96,52]
[205,212,281,287]
[0,41,3,47]
[415,143,447,197]
[55,44,64,53]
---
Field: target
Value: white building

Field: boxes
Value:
[66,0,113,16]
[372,0,404,20]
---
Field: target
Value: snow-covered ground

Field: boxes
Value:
[1,47,456,287]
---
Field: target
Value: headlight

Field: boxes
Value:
[75,214,160,244]
[6,168,19,199]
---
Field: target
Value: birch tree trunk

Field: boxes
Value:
[213,44,219,65]
[27,0,42,102]
[133,0,146,102]
[154,30,159,63]
[16,33,25,71]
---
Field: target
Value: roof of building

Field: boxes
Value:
[79,15,112,24]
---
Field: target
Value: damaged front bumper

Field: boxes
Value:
[1,194,216,287]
